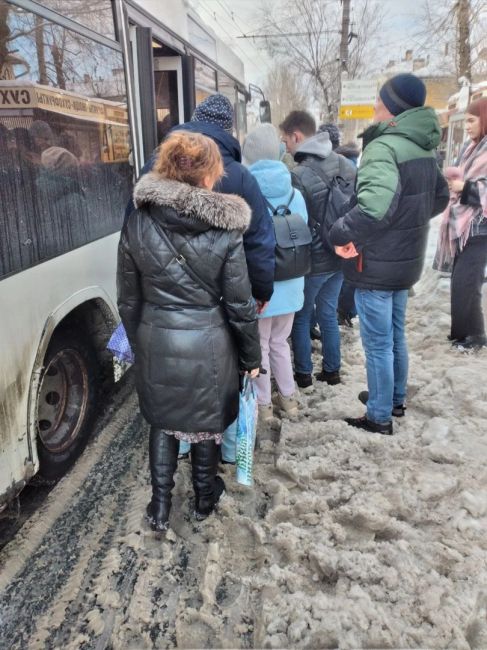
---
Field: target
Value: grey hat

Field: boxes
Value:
[242,123,280,166]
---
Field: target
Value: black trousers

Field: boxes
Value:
[451,235,487,340]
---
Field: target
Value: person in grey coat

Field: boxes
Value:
[118,131,261,531]
[280,110,356,388]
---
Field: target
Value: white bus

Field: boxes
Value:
[0,0,248,511]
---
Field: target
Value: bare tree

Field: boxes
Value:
[263,62,310,127]
[3,4,123,99]
[415,0,487,83]
[252,0,385,120]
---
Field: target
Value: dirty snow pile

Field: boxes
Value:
[2,217,487,650]
[131,217,487,649]
[231,216,487,649]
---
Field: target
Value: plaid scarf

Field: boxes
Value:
[438,135,487,266]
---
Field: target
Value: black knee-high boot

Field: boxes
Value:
[191,439,225,520]
[147,428,179,531]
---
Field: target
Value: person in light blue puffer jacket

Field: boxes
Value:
[242,123,308,421]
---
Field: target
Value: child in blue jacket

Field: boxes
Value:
[242,124,308,421]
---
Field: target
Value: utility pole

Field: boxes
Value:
[457,0,472,82]
[337,0,351,120]
[339,0,351,73]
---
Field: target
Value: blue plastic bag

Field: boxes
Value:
[235,377,257,487]
[107,322,134,364]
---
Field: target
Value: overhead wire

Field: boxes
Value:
[197,0,273,74]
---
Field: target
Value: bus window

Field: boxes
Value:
[236,90,248,143]
[217,71,237,134]
[195,58,217,105]
[153,53,181,141]
[0,1,132,280]
[37,0,116,40]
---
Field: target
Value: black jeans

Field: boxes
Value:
[338,280,357,318]
[451,235,487,340]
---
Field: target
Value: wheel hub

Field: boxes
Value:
[37,349,89,453]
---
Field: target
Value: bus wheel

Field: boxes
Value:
[36,329,99,481]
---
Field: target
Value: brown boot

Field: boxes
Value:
[276,392,299,416]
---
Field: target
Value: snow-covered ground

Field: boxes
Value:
[1,217,486,649]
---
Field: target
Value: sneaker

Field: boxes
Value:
[258,403,274,424]
[276,392,299,416]
[315,370,341,385]
[358,390,406,418]
[310,326,321,340]
[294,372,313,388]
[344,415,393,435]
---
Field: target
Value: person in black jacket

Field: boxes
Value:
[125,94,275,311]
[280,111,356,388]
[118,131,261,531]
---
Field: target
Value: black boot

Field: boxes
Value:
[147,428,179,532]
[191,439,225,521]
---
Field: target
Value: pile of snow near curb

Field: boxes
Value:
[3,217,485,650]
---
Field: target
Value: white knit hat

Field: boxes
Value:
[242,123,280,166]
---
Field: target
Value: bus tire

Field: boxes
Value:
[36,329,99,481]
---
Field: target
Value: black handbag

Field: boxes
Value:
[265,190,312,281]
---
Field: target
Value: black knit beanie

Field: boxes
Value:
[191,93,234,131]
[318,123,340,149]
[379,74,427,116]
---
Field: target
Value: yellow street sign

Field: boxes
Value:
[339,104,375,120]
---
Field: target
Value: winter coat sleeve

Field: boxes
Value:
[330,141,401,247]
[240,168,276,302]
[221,231,262,371]
[117,225,142,349]
[432,167,449,215]
[291,166,325,227]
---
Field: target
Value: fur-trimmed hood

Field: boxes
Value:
[133,173,251,232]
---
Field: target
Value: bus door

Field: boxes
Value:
[153,56,184,138]
[129,25,184,165]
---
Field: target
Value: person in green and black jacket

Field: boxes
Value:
[330,73,449,435]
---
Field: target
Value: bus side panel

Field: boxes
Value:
[0,234,119,508]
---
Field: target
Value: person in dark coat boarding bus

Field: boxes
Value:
[125,93,276,310]
[118,131,261,532]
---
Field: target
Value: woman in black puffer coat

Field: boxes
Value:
[118,131,261,531]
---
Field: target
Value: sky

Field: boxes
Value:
[189,0,432,85]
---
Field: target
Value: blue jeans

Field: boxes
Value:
[179,440,190,456]
[291,272,343,374]
[221,418,237,463]
[354,289,409,423]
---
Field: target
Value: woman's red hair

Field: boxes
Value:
[154,130,224,187]
[466,97,487,141]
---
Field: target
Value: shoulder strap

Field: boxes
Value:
[265,189,296,216]
[264,196,277,215]
[150,217,220,302]
[303,151,341,188]
[286,188,295,208]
